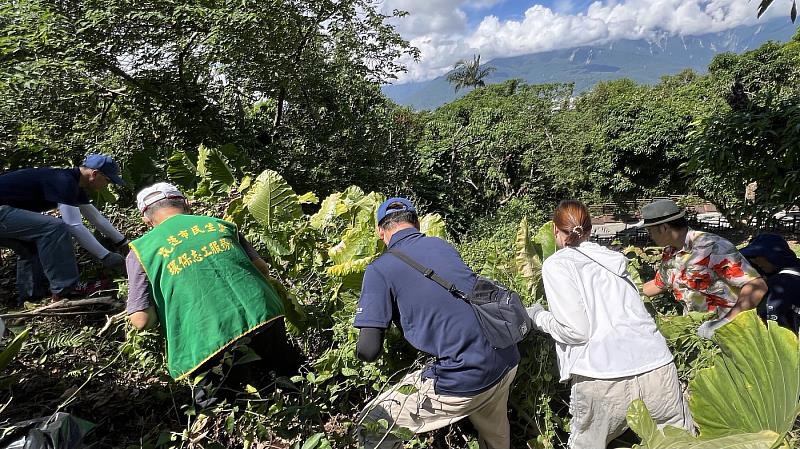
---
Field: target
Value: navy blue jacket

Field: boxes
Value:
[354,228,519,395]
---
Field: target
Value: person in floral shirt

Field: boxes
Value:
[638,200,767,339]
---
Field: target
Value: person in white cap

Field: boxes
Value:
[125,182,299,389]
[638,199,767,338]
[0,154,128,303]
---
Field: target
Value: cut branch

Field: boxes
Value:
[0,296,120,320]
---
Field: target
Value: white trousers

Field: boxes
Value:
[568,362,694,449]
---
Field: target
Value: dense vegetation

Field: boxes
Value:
[1,1,800,448]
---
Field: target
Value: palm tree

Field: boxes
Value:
[446,54,496,93]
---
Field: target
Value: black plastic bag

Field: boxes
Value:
[0,413,94,449]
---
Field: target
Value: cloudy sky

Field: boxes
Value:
[380,0,795,83]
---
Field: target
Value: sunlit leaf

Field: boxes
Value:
[0,328,30,372]
[244,169,302,231]
[419,213,447,239]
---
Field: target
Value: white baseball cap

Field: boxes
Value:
[136,182,186,212]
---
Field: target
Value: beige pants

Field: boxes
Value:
[567,362,694,449]
[357,366,518,449]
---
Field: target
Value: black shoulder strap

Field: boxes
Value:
[387,249,468,300]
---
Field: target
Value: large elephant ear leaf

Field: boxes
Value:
[166,150,197,189]
[244,170,302,231]
[326,221,383,290]
[626,310,799,448]
[533,220,557,260]
[420,213,447,239]
[515,218,539,278]
[626,399,780,448]
[310,192,342,230]
[196,144,236,193]
[690,310,800,439]
[515,217,543,300]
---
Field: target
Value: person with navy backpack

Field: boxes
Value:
[740,233,800,334]
[353,197,519,449]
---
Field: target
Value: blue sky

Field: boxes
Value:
[380,0,793,83]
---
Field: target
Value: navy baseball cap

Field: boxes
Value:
[82,154,124,185]
[376,197,416,224]
[740,233,792,258]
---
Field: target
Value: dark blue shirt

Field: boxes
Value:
[0,168,89,212]
[762,264,800,334]
[354,228,519,395]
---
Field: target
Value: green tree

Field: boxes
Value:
[0,0,419,195]
[686,33,800,223]
[446,54,496,93]
[414,80,572,232]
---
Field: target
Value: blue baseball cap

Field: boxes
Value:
[82,154,124,185]
[376,197,416,224]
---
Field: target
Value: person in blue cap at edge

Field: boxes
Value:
[739,233,800,334]
[0,154,129,303]
[354,197,520,449]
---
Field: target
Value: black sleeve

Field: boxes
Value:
[356,327,385,362]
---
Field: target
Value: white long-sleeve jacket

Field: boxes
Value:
[535,241,673,382]
[59,203,124,259]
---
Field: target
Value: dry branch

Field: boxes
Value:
[0,296,121,320]
[97,311,127,336]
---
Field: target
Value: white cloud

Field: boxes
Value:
[386,0,795,83]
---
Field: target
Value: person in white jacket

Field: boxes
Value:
[526,200,693,449]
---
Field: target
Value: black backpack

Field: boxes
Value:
[387,249,532,349]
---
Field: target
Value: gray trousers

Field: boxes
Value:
[0,205,79,298]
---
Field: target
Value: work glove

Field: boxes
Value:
[101,251,126,269]
[526,304,545,330]
[697,317,730,340]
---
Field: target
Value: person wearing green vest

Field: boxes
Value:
[125,182,297,388]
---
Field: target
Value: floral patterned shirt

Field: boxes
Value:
[654,229,761,317]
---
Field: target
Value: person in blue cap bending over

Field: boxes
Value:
[740,233,800,334]
[354,197,519,449]
[0,154,129,303]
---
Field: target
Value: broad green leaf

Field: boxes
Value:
[390,426,415,441]
[298,192,319,204]
[626,399,780,448]
[627,311,799,448]
[350,192,384,227]
[327,221,380,267]
[259,234,292,257]
[419,213,447,239]
[0,328,30,372]
[166,150,197,189]
[327,220,382,289]
[690,310,800,439]
[515,217,543,299]
[397,384,418,395]
[310,193,342,230]
[342,186,365,203]
[301,433,324,449]
[533,220,557,260]
[196,144,235,193]
[244,170,302,231]
[238,175,252,193]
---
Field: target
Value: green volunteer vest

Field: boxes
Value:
[130,214,284,380]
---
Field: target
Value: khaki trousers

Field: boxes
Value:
[358,366,518,449]
[567,362,694,449]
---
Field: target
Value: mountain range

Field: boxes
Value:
[382,19,798,111]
